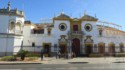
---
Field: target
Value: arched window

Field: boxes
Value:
[9,22,15,33]
[13,22,23,34]
[99,29,103,36]
[15,22,21,31]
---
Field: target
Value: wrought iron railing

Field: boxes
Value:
[68,31,84,35]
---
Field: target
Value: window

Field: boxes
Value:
[59,23,67,31]
[48,30,51,35]
[10,22,15,30]
[61,25,65,29]
[15,22,21,31]
[41,29,44,34]
[99,29,103,36]
[32,42,35,47]
[73,25,78,31]
[9,22,15,33]
[32,29,44,34]
[84,23,92,32]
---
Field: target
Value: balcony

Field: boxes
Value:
[68,31,84,35]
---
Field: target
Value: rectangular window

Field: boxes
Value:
[73,25,78,31]
[32,29,44,34]
[48,30,51,35]
[32,42,35,47]
[41,29,44,34]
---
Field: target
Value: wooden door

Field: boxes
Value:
[72,38,80,56]
[98,43,105,54]
[60,44,67,54]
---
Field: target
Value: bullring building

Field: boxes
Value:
[0,2,125,57]
[23,12,125,57]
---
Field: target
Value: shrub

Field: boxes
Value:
[18,50,29,60]
[0,56,17,61]
[89,54,103,57]
[115,53,125,57]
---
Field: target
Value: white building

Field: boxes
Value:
[0,2,125,57]
[0,2,24,56]
[23,12,125,57]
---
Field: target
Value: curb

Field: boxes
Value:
[0,62,42,65]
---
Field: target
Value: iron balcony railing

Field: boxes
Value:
[68,31,84,35]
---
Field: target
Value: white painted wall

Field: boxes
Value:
[0,13,24,56]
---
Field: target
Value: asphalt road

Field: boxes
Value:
[0,63,125,70]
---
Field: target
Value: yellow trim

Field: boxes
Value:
[70,19,82,31]
[85,43,93,46]
[108,43,115,47]
[98,43,105,47]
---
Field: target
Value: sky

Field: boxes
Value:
[0,0,125,30]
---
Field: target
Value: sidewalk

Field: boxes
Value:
[0,57,125,65]
[41,57,125,64]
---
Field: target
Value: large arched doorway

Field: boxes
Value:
[59,44,67,54]
[108,43,115,56]
[98,42,105,54]
[72,38,80,56]
[85,44,93,56]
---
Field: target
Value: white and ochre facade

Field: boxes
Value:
[22,12,125,57]
[0,2,125,57]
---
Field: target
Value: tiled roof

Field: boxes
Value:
[81,14,98,21]
[54,13,70,19]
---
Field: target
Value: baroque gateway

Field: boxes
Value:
[0,3,125,57]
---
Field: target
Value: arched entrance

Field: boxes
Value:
[98,42,105,54]
[72,38,80,56]
[85,43,93,56]
[59,44,67,54]
[108,43,115,56]
[43,43,51,57]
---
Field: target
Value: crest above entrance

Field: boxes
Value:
[84,36,93,43]
[59,35,68,44]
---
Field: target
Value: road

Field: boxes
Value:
[0,63,125,70]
